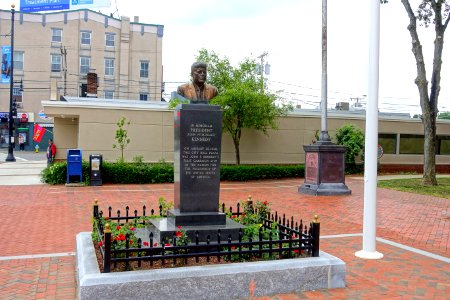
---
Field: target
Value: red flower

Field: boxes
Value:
[153,242,158,247]
[105,217,109,220]
[118,233,126,241]
[130,226,135,231]
[177,225,182,229]
[232,215,237,219]
[143,242,149,247]
[294,250,299,254]
[98,241,103,247]
[116,225,121,230]
[165,243,171,247]
[263,201,268,206]
[231,246,236,250]
[175,231,182,237]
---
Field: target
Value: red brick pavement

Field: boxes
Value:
[0,177,448,299]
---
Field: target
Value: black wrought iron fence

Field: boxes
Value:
[93,200,320,273]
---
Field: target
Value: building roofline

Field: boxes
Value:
[0,8,163,28]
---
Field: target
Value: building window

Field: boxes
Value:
[139,93,148,101]
[378,134,397,154]
[437,135,450,155]
[104,91,114,99]
[140,61,149,78]
[104,58,114,76]
[105,33,115,47]
[52,28,62,43]
[12,87,22,96]
[81,31,91,45]
[51,54,62,72]
[80,56,90,74]
[399,134,424,154]
[13,51,24,71]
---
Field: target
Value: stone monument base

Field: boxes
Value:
[146,217,246,243]
[299,182,352,196]
[299,143,351,196]
[76,232,346,300]
[168,209,226,226]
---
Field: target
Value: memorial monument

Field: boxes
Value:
[149,62,244,242]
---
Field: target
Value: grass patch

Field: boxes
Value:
[378,177,450,199]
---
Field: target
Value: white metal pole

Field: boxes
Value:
[355,0,383,260]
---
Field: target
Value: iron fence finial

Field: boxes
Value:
[313,215,320,223]
[104,223,111,233]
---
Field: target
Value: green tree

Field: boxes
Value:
[196,49,292,165]
[112,117,131,162]
[438,111,450,119]
[383,0,449,185]
[334,124,365,165]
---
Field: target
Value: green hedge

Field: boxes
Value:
[220,165,304,181]
[41,161,306,185]
[41,161,363,185]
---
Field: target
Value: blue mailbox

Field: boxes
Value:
[67,149,82,183]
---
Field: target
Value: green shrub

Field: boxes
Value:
[335,124,365,164]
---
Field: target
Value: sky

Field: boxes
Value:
[1,0,449,115]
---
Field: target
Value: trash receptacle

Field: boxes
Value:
[89,154,102,186]
[67,149,82,183]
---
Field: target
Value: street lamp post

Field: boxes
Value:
[5,4,16,162]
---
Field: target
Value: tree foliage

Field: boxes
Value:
[383,0,450,185]
[112,117,131,162]
[334,124,365,165]
[438,111,450,119]
[196,49,292,164]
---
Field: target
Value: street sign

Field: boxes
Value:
[377,145,384,159]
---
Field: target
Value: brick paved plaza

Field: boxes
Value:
[0,177,448,299]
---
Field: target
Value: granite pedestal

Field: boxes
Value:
[299,142,351,196]
[150,104,244,243]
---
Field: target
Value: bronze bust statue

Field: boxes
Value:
[177,62,218,104]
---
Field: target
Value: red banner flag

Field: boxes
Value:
[33,124,45,142]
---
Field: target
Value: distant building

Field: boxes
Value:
[0,9,163,150]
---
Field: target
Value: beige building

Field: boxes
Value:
[42,98,450,172]
[0,8,163,150]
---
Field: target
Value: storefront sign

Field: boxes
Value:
[38,110,52,120]
[20,113,29,123]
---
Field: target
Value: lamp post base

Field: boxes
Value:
[5,153,16,162]
[5,144,16,162]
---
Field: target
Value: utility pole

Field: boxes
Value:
[257,51,268,92]
[61,46,68,96]
[6,4,16,162]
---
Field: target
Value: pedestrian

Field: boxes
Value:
[18,134,25,151]
[47,139,56,167]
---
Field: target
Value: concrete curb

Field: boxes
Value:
[76,232,346,300]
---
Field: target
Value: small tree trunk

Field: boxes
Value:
[232,128,242,165]
[233,137,240,165]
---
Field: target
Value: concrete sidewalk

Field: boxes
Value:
[0,177,448,299]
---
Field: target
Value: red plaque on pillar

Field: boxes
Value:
[305,152,319,184]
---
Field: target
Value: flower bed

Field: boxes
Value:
[92,197,320,273]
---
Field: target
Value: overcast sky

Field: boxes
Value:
[1,0,449,115]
